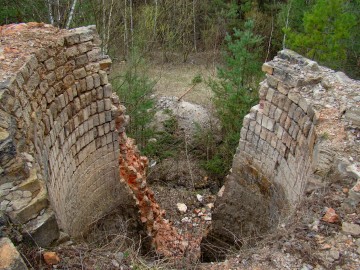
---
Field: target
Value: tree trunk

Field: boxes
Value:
[46,0,54,25]
[283,0,292,49]
[124,0,128,58]
[130,0,134,52]
[193,0,197,52]
[65,0,78,29]
[153,0,158,44]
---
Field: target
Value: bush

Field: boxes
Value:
[112,51,156,149]
[206,20,263,178]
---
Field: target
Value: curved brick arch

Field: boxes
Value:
[201,50,360,261]
[0,24,136,244]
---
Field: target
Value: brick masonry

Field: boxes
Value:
[0,24,136,244]
[201,50,360,261]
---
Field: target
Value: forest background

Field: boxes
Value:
[1,0,359,78]
[1,0,359,179]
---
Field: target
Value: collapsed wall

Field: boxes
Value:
[202,50,360,260]
[0,23,138,245]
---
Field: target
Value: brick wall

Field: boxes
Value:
[201,50,360,260]
[0,24,136,244]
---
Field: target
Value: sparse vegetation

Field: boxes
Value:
[205,20,263,178]
[112,50,156,149]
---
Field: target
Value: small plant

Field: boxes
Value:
[192,74,202,84]
[320,132,330,140]
[143,110,183,161]
[112,49,156,150]
[206,20,263,179]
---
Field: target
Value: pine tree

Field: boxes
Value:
[286,0,356,69]
[207,20,262,176]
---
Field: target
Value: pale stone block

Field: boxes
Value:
[78,41,93,54]
[263,101,271,116]
[262,63,273,75]
[260,128,267,140]
[269,104,276,118]
[65,46,79,58]
[298,97,308,113]
[55,66,66,80]
[44,58,56,71]
[266,87,275,102]
[65,33,80,45]
[63,74,75,88]
[75,55,89,67]
[103,84,112,98]
[267,74,279,88]
[36,48,49,62]
[288,90,300,104]
[249,120,256,132]
[55,51,67,66]
[87,48,101,62]
[97,86,104,99]
[97,100,105,113]
[254,123,261,136]
[282,98,292,112]
[99,112,106,124]
[99,70,108,85]
[288,103,297,119]
[104,99,111,111]
[74,68,87,79]
[240,127,247,140]
[86,76,94,91]
[93,74,100,88]
[105,111,112,122]
[274,108,282,122]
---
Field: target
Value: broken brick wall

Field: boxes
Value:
[0,23,137,245]
[202,50,360,260]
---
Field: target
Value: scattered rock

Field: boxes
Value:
[176,203,187,213]
[321,208,340,223]
[206,203,214,209]
[329,249,340,260]
[342,222,360,236]
[111,259,120,268]
[196,194,203,202]
[0,237,28,270]
[319,244,332,250]
[43,251,60,265]
[114,252,124,263]
[301,264,313,270]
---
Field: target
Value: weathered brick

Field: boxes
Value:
[99,70,108,85]
[93,74,100,88]
[266,87,275,102]
[103,84,112,98]
[44,57,56,71]
[86,76,94,91]
[74,68,87,79]
[75,55,89,67]
[87,48,101,62]
[65,46,79,58]
[63,74,75,88]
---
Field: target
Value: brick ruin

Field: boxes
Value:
[0,23,195,261]
[0,24,359,265]
[202,50,360,260]
[0,23,138,246]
